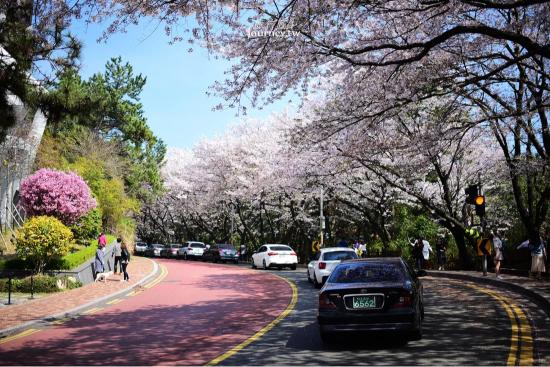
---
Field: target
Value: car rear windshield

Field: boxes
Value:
[323,251,358,261]
[190,243,206,248]
[218,244,235,250]
[329,262,405,283]
[269,246,293,251]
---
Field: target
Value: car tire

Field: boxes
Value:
[313,274,321,289]
[408,327,422,341]
[319,327,334,344]
[307,270,312,283]
[290,264,297,270]
[263,260,268,270]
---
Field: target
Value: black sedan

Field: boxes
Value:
[317,257,425,343]
[202,243,239,264]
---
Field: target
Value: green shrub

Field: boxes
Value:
[70,208,102,244]
[0,274,81,293]
[15,216,74,274]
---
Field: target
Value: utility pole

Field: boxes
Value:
[320,188,325,247]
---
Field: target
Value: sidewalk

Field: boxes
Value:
[429,269,550,318]
[0,256,157,338]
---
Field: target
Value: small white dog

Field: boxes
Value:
[95,270,113,282]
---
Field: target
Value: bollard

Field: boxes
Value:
[30,275,34,299]
[7,276,12,305]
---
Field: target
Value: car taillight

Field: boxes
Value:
[318,262,326,270]
[188,247,192,251]
[290,251,296,256]
[267,252,278,256]
[319,293,337,310]
[392,291,413,308]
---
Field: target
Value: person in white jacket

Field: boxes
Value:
[422,239,434,267]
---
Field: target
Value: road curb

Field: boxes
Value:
[0,257,159,339]
[428,271,550,319]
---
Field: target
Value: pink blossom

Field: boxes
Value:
[20,168,97,225]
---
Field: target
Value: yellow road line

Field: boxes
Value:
[511,303,534,366]
[126,290,139,297]
[144,264,168,289]
[81,307,103,315]
[460,282,534,366]
[106,298,123,305]
[51,317,70,325]
[0,328,40,345]
[205,276,298,366]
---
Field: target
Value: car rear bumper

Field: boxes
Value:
[318,309,419,332]
[320,321,417,333]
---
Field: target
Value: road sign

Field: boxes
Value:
[312,240,320,253]
[476,238,492,256]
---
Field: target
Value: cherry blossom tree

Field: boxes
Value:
[20,168,97,225]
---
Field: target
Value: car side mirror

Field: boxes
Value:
[416,270,427,277]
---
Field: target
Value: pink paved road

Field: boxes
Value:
[0,259,292,365]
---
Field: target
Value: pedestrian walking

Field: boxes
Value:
[411,238,424,270]
[98,232,107,247]
[421,238,434,269]
[492,232,504,279]
[517,238,547,280]
[113,238,123,274]
[94,244,105,281]
[120,242,131,281]
[360,243,367,258]
[436,238,447,270]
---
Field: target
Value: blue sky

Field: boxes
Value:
[71,19,290,149]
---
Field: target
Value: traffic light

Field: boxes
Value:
[475,195,485,217]
[465,185,478,204]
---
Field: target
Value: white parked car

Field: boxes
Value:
[307,247,358,288]
[251,244,298,270]
[178,241,207,260]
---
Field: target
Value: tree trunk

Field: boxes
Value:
[450,226,474,269]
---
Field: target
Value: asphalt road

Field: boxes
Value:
[220,266,550,366]
[0,259,548,365]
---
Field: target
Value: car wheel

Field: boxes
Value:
[290,264,297,270]
[234,260,238,264]
[313,274,321,289]
[319,327,334,344]
[263,259,268,270]
[408,327,422,341]
[307,270,312,283]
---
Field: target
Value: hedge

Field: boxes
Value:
[0,275,82,293]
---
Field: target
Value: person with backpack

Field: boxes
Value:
[120,242,131,282]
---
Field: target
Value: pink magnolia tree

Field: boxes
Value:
[20,168,97,225]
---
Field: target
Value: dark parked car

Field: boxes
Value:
[203,243,238,264]
[317,257,425,343]
[161,244,181,258]
[145,244,165,257]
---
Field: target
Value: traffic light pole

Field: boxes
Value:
[478,181,487,276]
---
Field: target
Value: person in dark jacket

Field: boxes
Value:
[120,242,131,281]
[94,244,105,280]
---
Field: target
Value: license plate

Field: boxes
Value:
[352,295,377,309]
